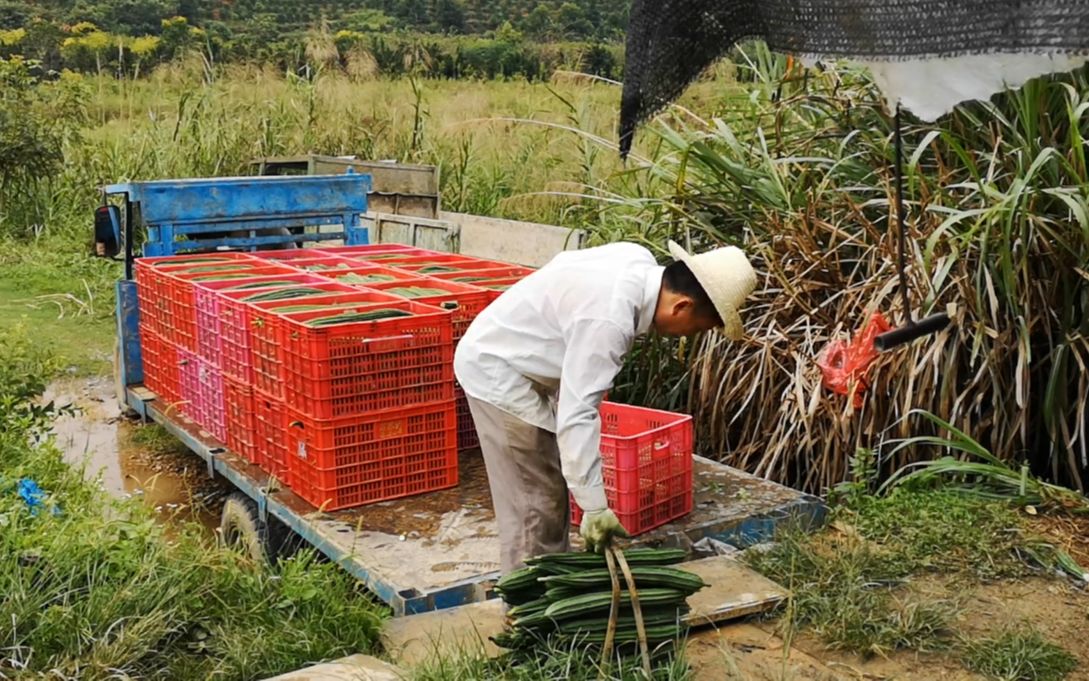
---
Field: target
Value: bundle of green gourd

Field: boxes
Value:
[491,548,704,654]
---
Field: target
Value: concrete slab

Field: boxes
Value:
[381,555,788,667]
[684,556,788,626]
[261,654,403,681]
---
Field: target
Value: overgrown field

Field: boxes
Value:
[0,326,387,679]
[4,51,1089,674]
[2,45,1089,498]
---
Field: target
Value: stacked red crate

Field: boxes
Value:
[409,262,536,451]
[276,297,457,510]
[133,246,558,515]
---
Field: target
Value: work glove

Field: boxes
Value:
[579,508,629,554]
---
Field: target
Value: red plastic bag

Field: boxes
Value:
[816,312,891,408]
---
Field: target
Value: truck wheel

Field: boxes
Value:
[219,492,297,564]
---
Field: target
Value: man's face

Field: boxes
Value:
[653,293,720,337]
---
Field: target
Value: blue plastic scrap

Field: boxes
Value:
[17,478,60,516]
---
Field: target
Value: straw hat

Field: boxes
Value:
[667,240,757,340]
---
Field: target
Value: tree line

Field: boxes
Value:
[0,0,626,80]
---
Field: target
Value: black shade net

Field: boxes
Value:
[619,0,1089,157]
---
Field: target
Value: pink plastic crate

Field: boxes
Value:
[177,348,226,442]
[570,402,694,536]
[190,266,301,363]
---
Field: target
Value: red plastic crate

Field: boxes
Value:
[248,248,345,262]
[285,401,458,511]
[251,290,405,401]
[135,268,170,340]
[319,265,422,287]
[570,402,694,536]
[430,266,536,284]
[163,266,295,352]
[364,277,491,340]
[149,252,257,269]
[278,301,455,419]
[477,277,523,301]
[224,377,257,465]
[385,254,508,275]
[190,266,298,363]
[140,330,180,408]
[253,390,288,479]
[318,244,436,262]
[454,385,479,451]
[217,281,358,383]
[274,256,368,273]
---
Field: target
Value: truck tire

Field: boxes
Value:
[219,492,297,564]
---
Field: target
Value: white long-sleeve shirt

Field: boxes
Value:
[453,242,664,512]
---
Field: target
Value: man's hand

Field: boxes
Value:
[579,508,630,553]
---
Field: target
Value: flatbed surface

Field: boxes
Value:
[131,389,825,615]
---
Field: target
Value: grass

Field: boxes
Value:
[0,326,388,679]
[746,526,961,657]
[0,242,117,376]
[962,628,1078,681]
[743,464,1081,677]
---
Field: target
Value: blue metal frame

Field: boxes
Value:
[110,173,373,394]
[105,173,372,262]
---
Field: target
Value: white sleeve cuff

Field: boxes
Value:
[570,484,608,514]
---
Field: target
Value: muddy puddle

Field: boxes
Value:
[44,376,225,536]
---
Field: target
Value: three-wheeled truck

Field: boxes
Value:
[93,168,825,617]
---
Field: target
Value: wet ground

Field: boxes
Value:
[45,376,225,535]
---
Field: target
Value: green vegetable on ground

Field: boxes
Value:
[492,548,702,667]
[417,265,459,273]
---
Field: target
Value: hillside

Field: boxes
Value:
[0,0,629,40]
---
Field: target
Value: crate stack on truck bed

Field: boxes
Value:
[135,244,696,534]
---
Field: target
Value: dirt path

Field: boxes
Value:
[688,574,1089,681]
[45,375,225,534]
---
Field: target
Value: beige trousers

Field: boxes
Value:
[466,394,571,574]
